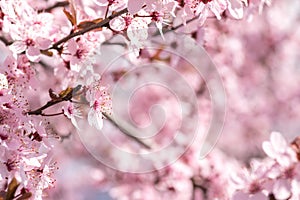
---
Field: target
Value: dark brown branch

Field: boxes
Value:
[0,36,12,46]
[28,86,151,149]
[102,41,127,46]
[191,177,208,200]
[27,99,66,115]
[38,1,69,13]
[50,8,128,50]
[104,4,110,19]
[27,86,80,115]
[41,111,64,117]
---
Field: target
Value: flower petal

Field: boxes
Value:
[228,0,244,19]
[273,179,291,200]
[10,41,27,54]
[128,0,145,14]
[36,37,52,50]
[262,141,276,158]
[88,109,103,130]
[26,46,41,62]
[270,131,287,153]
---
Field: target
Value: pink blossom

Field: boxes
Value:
[1,1,53,62]
[0,0,299,199]
[63,103,82,130]
[262,132,297,167]
[86,83,112,130]
[110,16,126,31]
[127,16,151,56]
[10,37,51,62]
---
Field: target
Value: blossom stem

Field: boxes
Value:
[171,17,198,31]
[104,5,110,19]
[69,100,86,104]
[38,1,69,13]
[102,113,152,149]
[41,111,64,117]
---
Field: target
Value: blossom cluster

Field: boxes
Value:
[0,0,298,200]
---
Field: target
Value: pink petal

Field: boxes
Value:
[26,46,41,62]
[36,37,52,50]
[232,191,250,200]
[128,0,145,14]
[249,192,268,200]
[67,39,78,54]
[144,0,156,7]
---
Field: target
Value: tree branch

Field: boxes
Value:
[38,1,69,13]
[0,36,12,46]
[50,8,128,50]
[28,86,152,149]
[191,177,208,200]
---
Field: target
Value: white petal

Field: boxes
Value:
[88,109,103,130]
[93,0,108,6]
[10,41,27,54]
[262,141,276,158]
[273,179,291,200]
[270,131,287,153]
[71,117,80,130]
[228,0,244,19]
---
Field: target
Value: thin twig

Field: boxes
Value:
[27,86,79,115]
[156,15,200,38]
[38,1,69,13]
[103,113,152,149]
[104,5,110,19]
[102,41,127,46]
[27,99,65,115]
[171,16,199,32]
[41,112,64,117]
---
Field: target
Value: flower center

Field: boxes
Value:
[201,0,213,4]
[25,38,35,46]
